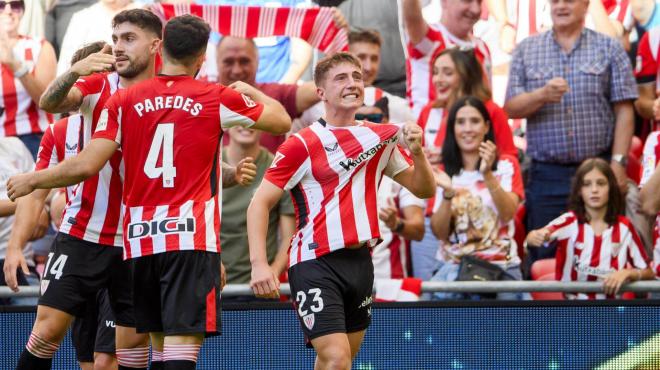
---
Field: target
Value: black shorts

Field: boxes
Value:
[133,251,222,336]
[38,233,134,327]
[288,247,374,346]
[71,289,116,362]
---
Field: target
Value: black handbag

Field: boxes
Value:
[457,255,506,282]
[456,255,509,299]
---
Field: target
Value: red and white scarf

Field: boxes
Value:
[152,3,348,53]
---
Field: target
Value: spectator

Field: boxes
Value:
[362,100,426,280]
[56,0,135,76]
[403,0,491,117]
[409,48,516,283]
[337,0,408,97]
[505,0,637,276]
[417,48,516,162]
[0,137,48,306]
[199,0,313,84]
[216,36,319,152]
[429,96,525,300]
[221,125,296,290]
[527,158,653,299]
[632,0,660,32]
[633,25,660,128]
[0,0,56,158]
[638,131,660,277]
[44,0,97,57]
[296,29,414,132]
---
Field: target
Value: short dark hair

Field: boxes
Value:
[112,9,163,39]
[442,96,497,177]
[349,29,382,47]
[163,15,210,64]
[373,96,389,118]
[568,158,624,225]
[314,52,362,86]
[70,41,109,66]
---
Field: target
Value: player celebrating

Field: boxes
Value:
[7,14,290,370]
[4,9,165,370]
[247,52,436,369]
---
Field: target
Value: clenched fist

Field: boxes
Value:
[235,157,257,186]
[402,122,424,155]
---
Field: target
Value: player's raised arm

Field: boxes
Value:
[391,122,436,199]
[228,81,292,135]
[6,138,118,201]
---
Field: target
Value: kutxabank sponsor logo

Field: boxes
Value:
[338,135,397,171]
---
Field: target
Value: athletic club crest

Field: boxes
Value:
[303,313,315,330]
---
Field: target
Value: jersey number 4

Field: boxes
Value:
[144,123,177,188]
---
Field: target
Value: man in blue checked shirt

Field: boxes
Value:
[504,0,638,277]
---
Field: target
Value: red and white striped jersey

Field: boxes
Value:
[52,72,125,247]
[35,115,84,206]
[416,104,446,149]
[640,131,660,277]
[0,36,53,137]
[548,212,650,299]
[264,119,412,267]
[372,176,425,279]
[93,75,264,259]
[406,23,491,117]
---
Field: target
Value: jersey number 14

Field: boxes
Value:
[144,123,177,188]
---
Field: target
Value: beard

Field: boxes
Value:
[117,56,149,78]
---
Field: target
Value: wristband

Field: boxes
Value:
[443,189,455,200]
[393,219,405,233]
[13,63,29,78]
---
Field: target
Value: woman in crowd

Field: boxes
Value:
[0,0,56,158]
[527,158,654,299]
[410,48,517,282]
[429,96,524,300]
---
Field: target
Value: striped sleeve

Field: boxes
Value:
[92,93,122,145]
[546,212,578,241]
[641,132,660,186]
[408,26,444,59]
[264,134,309,191]
[218,85,264,129]
[35,125,57,170]
[384,145,413,178]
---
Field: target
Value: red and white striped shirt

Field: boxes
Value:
[35,115,84,206]
[264,119,412,267]
[406,23,491,117]
[635,26,660,90]
[0,36,53,137]
[93,75,264,259]
[640,131,660,277]
[548,212,650,299]
[51,72,125,247]
[372,177,425,279]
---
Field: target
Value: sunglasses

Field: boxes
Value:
[355,113,384,123]
[0,1,24,12]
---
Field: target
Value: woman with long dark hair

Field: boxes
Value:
[429,96,524,300]
[409,48,517,283]
[527,158,653,299]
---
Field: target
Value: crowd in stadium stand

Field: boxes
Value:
[3,0,660,313]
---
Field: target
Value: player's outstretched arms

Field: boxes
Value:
[393,122,436,199]
[248,179,285,299]
[6,138,118,201]
[229,81,292,135]
[40,45,115,113]
[3,189,49,291]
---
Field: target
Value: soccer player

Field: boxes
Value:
[247,52,436,369]
[7,14,291,370]
[4,9,165,370]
